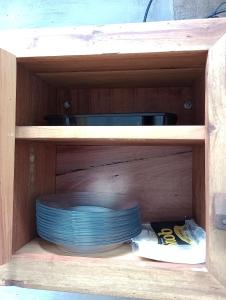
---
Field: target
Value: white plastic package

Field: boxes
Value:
[131,219,206,264]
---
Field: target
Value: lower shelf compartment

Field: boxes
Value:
[0,238,226,300]
[14,238,206,271]
[8,140,226,299]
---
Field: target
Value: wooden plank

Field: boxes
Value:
[0,18,226,58]
[192,145,205,228]
[38,69,203,88]
[13,238,206,271]
[206,34,226,286]
[22,53,206,74]
[0,49,16,265]
[56,145,192,222]
[193,73,205,125]
[15,126,205,144]
[13,142,56,252]
[16,64,57,126]
[0,238,225,300]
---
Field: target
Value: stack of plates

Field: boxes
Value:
[36,192,142,254]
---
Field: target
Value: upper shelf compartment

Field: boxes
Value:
[16,51,206,127]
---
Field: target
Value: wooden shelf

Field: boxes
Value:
[13,238,206,271]
[15,126,205,144]
[0,238,214,299]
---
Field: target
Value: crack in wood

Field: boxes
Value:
[56,150,191,176]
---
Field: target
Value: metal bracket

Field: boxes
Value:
[214,193,226,230]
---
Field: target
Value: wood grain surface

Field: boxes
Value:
[2,18,225,296]
[13,141,56,252]
[25,52,206,73]
[0,18,226,57]
[38,69,203,88]
[16,64,56,126]
[206,34,226,286]
[193,73,205,125]
[13,238,206,271]
[56,86,197,125]
[0,49,16,265]
[17,70,204,126]
[15,126,205,144]
[0,238,225,300]
[56,145,192,222]
[192,145,205,227]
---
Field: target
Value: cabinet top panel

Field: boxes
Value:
[0,18,226,59]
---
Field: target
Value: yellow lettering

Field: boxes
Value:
[157,228,173,236]
[157,228,177,245]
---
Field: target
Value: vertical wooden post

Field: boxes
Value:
[206,34,226,286]
[0,49,16,264]
[192,144,205,228]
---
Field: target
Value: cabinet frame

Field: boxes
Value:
[0,18,226,299]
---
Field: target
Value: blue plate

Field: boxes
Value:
[36,192,141,254]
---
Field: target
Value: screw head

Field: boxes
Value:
[64,101,71,109]
[184,100,192,110]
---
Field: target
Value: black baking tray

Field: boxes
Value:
[44,113,177,126]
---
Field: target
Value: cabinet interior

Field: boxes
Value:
[16,51,206,126]
[13,51,206,270]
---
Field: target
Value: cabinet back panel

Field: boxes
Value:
[56,146,192,222]
[56,87,197,125]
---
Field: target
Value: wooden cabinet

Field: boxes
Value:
[0,18,226,299]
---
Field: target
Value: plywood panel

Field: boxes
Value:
[38,68,203,88]
[13,142,56,252]
[15,126,205,144]
[23,52,206,73]
[0,18,226,58]
[206,34,226,286]
[57,87,195,125]
[0,238,225,300]
[0,49,16,265]
[192,145,205,227]
[56,146,192,222]
[193,73,205,125]
[16,64,57,126]
[14,238,205,271]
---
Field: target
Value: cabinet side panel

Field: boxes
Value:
[192,145,205,228]
[16,64,57,126]
[193,73,205,125]
[13,142,56,252]
[0,50,16,264]
[206,35,226,286]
